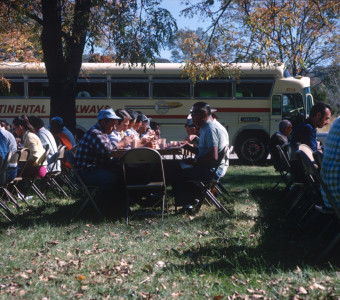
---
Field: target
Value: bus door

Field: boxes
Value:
[282,93,305,128]
[270,95,282,135]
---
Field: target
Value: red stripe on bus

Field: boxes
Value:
[217,108,270,112]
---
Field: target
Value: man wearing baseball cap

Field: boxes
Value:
[74,108,130,214]
[50,116,76,146]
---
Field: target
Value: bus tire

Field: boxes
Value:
[235,131,269,165]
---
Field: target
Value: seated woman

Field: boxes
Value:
[12,115,47,178]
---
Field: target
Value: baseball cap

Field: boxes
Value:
[97,108,121,120]
[51,116,63,124]
[141,114,151,123]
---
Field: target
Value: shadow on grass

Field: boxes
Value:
[0,196,125,229]
[167,185,339,275]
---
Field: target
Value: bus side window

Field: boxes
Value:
[272,95,281,115]
[76,78,107,98]
[236,80,273,98]
[28,81,50,97]
[153,81,190,98]
[111,80,149,98]
[194,81,232,98]
[0,78,25,97]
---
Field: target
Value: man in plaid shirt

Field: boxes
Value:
[75,108,131,210]
[320,117,340,208]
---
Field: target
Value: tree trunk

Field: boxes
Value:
[40,0,91,133]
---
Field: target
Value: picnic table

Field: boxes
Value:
[110,147,191,160]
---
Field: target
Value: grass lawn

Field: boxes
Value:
[0,165,339,299]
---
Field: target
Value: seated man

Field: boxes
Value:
[165,102,229,214]
[50,116,76,147]
[320,117,340,209]
[74,108,130,212]
[290,102,331,151]
[268,119,292,164]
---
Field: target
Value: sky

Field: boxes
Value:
[158,0,209,60]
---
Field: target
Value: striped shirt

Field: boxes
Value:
[320,117,340,208]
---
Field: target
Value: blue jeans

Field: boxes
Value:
[164,160,214,207]
[78,168,122,203]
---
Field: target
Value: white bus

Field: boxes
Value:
[0,62,313,164]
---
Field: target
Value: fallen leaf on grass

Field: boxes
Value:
[171,292,182,297]
[155,261,166,268]
[163,232,170,237]
[76,275,86,281]
[19,273,29,279]
[47,240,59,245]
[18,290,26,296]
[213,295,224,299]
[297,286,308,295]
[309,283,325,290]
[295,266,302,274]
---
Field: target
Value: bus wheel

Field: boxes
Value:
[235,132,269,165]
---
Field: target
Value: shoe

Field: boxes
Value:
[180,205,195,215]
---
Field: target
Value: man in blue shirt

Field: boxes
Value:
[50,117,76,147]
[290,102,332,151]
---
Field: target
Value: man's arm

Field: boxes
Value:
[196,146,218,165]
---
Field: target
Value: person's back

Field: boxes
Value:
[320,117,340,208]
[37,127,60,172]
[211,119,229,177]
[28,116,60,172]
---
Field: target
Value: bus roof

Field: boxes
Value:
[0,62,285,78]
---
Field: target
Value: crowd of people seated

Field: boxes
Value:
[269,102,339,210]
[0,115,76,188]
[0,103,230,218]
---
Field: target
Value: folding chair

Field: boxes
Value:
[0,154,15,221]
[297,150,340,261]
[56,144,79,193]
[298,144,315,163]
[6,148,31,205]
[22,148,50,203]
[270,144,294,190]
[191,146,230,216]
[41,146,70,198]
[0,151,21,209]
[278,145,314,220]
[122,148,167,224]
[313,151,323,170]
[65,150,103,218]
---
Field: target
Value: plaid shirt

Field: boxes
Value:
[320,117,340,208]
[75,123,117,170]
